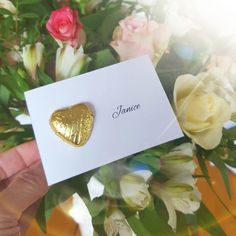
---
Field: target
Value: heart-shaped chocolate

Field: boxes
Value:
[49,103,94,147]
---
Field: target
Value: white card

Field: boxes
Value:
[25,56,183,185]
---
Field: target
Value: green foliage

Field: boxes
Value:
[139,202,173,236]
[0,125,34,151]
[88,48,117,70]
[231,113,236,122]
[196,203,226,236]
[208,151,232,199]
[81,4,131,51]
[82,197,106,218]
[129,151,161,174]
[0,66,33,101]
[37,67,54,85]
[127,214,153,236]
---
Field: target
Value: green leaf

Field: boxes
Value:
[0,104,20,133]
[89,49,117,70]
[196,203,226,236]
[81,6,121,30]
[82,197,106,217]
[18,0,52,16]
[0,8,13,16]
[130,152,161,173]
[92,210,106,235]
[226,150,236,167]
[139,202,173,236]
[231,113,236,122]
[224,127,236,140]
[20,13,39,18]
[98,6,129,44]
[127,215,153,236]
[0,85,10,106]
[0,125,34,151]
[208,152,232,199]
[35,198,47,233]
[0,68,31,101]
[35,197,53,234]
[37,68,54,85]
[196,152,210,184]
[0,76,24,100]
[18,0,42,5]
[185,214,198,236]
[196,149,236,219]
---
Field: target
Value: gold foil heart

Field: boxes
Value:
[49,103,94,147]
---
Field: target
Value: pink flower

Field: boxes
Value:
[46,7,85,48]
[110,15,171,66]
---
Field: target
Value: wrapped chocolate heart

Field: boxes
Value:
[49,103,94,147]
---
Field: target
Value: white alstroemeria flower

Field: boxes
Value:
[0,0,16,14]
[151,174,201,231]
[22,42,45,80]
[56,45,90,81]
[104,209,133,236]
[120,173,151,210]
[160,143,196,177]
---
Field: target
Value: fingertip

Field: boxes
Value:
[0,141,41,180]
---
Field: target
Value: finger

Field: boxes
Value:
[19,200,40,236]
[0,141,40,181]
[0,162,48,225]
[0,225,20,236]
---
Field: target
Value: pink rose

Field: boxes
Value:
[110,15,171,66]
[46,7,85,48]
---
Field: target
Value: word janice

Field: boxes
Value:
[112,104,141,119]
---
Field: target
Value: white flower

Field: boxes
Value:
[104,209,133,236]
[151,174,201,231]
[0,0,16,14]
[120,173,151,210]
[174,73,231,149]
[160,143,196,177]
[22,42,45,80]
[56,45,90,81]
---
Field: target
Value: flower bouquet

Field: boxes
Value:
[0,0,236,235]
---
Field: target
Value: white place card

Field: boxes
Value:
[25,56,183,185]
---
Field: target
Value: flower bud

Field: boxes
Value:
[56,45,90,81]
[0,0,17,14]
[104,209,132,236]
[120,173,151,210]
[160,143,196,177]
[22,42,45,80]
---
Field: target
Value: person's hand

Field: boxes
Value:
[0,141,48,236]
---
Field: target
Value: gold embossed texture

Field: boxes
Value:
[50,104,94,147]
